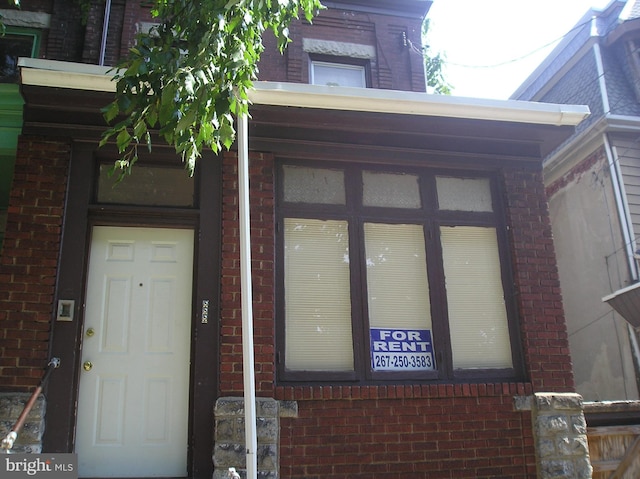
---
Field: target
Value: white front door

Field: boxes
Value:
[76,226,194,478]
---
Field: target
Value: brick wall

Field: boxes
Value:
[258,7,426,91]
[545,147,606,199]
[220,152,276,397]
[217,153,574,477]
[278,391,536,478]
[34,0,426,92]
[0,136,69,390]
[45,0,85,62]
[219,157,575,395]
[503,168,575,392]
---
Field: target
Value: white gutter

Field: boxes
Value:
[18,58,590,127]
[19,58,114,91]
[248,81,589,126]
[237,109,258,479]
[593,21,611,116]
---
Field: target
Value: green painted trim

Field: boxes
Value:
[0,84,23,213]
[0,84,24,104]
[0,84,24,128]
[3,26,41,58]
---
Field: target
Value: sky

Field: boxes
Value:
[425,0,615,100]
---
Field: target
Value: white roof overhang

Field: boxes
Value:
[18,58,590,127]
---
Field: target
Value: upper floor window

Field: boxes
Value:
[304,38,374,88]
[310,60,367,88]
[0,27,39,83]
[276,162,521,383]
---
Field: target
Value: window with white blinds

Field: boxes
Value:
[364,223,432,331]
[284,218,353,371]
[440,226,513,369]
[277,164,519,382]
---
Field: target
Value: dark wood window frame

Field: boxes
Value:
[43,142,221,479]
[275,159,524,385]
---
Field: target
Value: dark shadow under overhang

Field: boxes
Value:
[17,60,590,164]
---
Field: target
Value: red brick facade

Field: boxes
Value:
[0,137,69,389]
[503,169,575,392]
[258,8,425,91]
[0,139,573,476]
[0,1,580,477]
[212,153,571,478]
[25,0,425,91]
[279,394,535,478]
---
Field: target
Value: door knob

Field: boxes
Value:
[83,361,93,371]
[86,328,95,337]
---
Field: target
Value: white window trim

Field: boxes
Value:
[310,60,366,87]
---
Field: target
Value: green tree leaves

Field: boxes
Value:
[422,18,451,95]
[100,0,323,175]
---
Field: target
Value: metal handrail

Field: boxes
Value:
[1,357,60,452]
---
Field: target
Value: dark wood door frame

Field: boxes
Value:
[43,141,221,479]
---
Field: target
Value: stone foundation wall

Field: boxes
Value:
[213,397,298,479]
[0,393,45,453]
[517,392,592,479]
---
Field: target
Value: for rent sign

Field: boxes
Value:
[370,328,435,371]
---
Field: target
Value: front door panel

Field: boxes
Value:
[76,226,194,478]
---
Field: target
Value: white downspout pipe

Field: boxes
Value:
[98,0,112,66]
[237,109,258,479]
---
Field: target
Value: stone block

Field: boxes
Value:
[538,438,556,457]
[212,467,278,479]
[552,394,583,411]
[537,415,569,436]
[215,418,238,442]
[514,395,533,411]
[0,393,45,453]
[574,456,594,479]
[215,397,245,417]
[540,459,575,479]
[213,397,300,478]
[257,443,278,470]
[535,393,583,412]
[556,437,589,457]
[256,417,278,444]
[278,401,298,418]
[535,394,554,411]
[570,415,587,435]
[0,394,45,421]
[256,398,278,418]
[213,443,246,468]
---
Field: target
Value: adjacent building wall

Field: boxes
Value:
[513,2,640,402]
[546,146,639,400]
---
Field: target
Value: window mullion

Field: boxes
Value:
[352,217,368,381]
[425,220,453,380]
